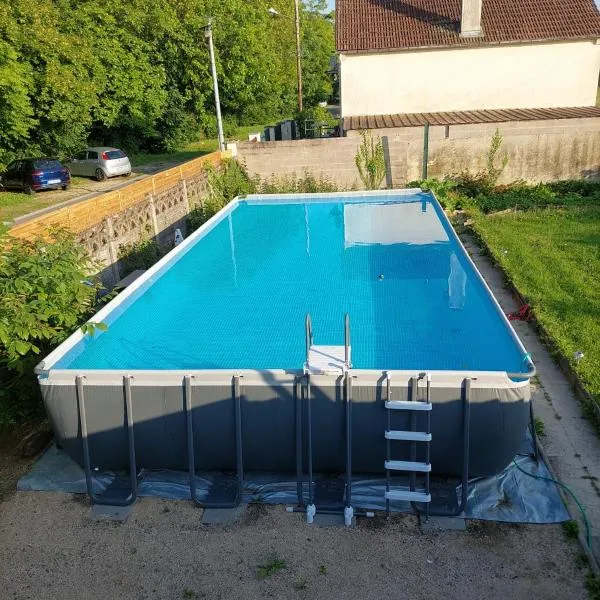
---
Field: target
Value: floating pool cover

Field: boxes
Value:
[18,436,568,524]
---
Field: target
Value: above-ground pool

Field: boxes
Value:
[37,190,534,496]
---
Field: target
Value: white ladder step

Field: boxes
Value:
[385,430,432,442]
[385,489,431,503]
[385,460,431,472]
[385,400,432,411]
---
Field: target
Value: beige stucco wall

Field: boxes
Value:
[340,40,600,117]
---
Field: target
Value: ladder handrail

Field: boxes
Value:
[305,313,313,365]
[344,314,350,369]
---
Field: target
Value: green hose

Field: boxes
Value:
[512,458,592,548]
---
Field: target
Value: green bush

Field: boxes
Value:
[407,178,466,211]
[410,175,599,214]
[0,229,101,424]
[547,180,600,198]
[258,172,338,194]
[476,183,556,213]
[118,238,161,276]
[188,159,257,231]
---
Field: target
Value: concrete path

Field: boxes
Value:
[462,232,600,560]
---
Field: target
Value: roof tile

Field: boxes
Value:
[336,0,600,51]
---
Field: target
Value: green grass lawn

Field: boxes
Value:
[0,177,97,222]
[129,146,214,168]
[115,123,270,167]
[0,190,76,223]
[472,206,600,402]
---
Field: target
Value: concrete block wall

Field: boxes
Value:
[238,117,600,189]
[238,138,365,189]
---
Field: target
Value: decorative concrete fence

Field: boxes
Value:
[9,152,223,287]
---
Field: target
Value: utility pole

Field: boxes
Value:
[294,0,303,113]
[205,19,225,151]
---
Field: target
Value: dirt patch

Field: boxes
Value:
[0,420,48,503]
[0,495,588,600]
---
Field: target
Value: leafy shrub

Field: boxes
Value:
[407,178,466,211]
[452,171,495,198]
[258,172,338,194]
[0,229,101,423]
[447,129,510,198]
[548,180,600,198]
[118,238,161,275]
[355,130,386,190]
[188,159,257,231]
[476,183,556,213]
[475,182,600,213]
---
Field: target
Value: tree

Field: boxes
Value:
[0,0,335,166]
[301,1,334,106]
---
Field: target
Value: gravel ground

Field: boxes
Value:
[0,493,589,600]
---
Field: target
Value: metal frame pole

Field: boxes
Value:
[295,376,304,505]
[422,122,430,180]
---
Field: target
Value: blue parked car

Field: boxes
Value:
[0,158,71,195]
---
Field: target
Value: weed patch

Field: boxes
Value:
[257,554,286,579]
[562,520,579,540]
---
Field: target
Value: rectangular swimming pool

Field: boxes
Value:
[37,190,534,487]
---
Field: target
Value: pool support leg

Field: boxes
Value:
[344,370,354,526]
[76,374,139,507]
[305,373,316,523]
[185,374,244,509]
[295,375,304,506]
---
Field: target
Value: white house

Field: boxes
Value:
[336,0,600,120]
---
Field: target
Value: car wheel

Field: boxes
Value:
[95,168,107,182]
[24,185,35,196]
[62,184,70,191]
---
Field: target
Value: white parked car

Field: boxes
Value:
[66,147,132,181]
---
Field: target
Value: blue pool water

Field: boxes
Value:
[56,193,527,372]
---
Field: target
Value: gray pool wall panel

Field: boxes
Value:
[41,372,530,478]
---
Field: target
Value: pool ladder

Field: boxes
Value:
[384,372,432,518]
